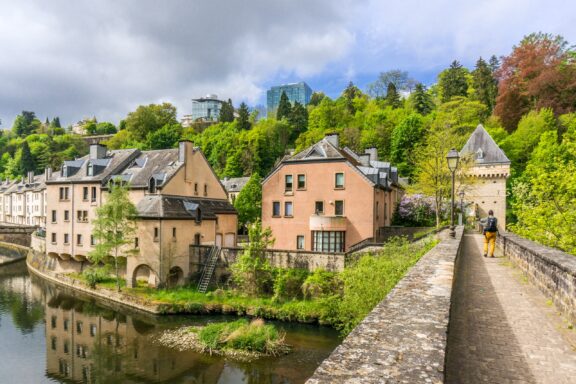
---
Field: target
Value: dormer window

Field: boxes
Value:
[148,177,157,194]
[195,208,202,223]
[62,165,68,178]
[477,148,484,159]
[87,163,94,176]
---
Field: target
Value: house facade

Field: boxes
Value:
[44,141,237,287]
[262,134,402,252]
[0,172,47,226]
[461,124,511,231]
[221,176,250,204]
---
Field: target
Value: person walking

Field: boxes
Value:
[480,210,498,257]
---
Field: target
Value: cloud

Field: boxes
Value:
[0,0,357,126]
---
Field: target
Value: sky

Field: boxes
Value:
[0,0,574,128]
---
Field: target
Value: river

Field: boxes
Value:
[0,262,340,383]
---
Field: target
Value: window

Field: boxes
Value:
[312,231,346,252]
[194,183,198,195]
[335,173,344,188]
[63,319,69,331]
[135,237,139,248]
[51,315,57,329]
[195,208,202,224]
[297,174,306,189]
[204,184,208,196]
[77,234,82,246]
[335,200,344,216]
[59,187,69,200]
[90,235,95,246]
[76,321,83,334]
[51,233,56,244]
[83,187,88,201]
[51,337,57,351]
[64,233,69,244]
[297,235,305,250]
[153,227,159,242]
[285,175,293,192]
[284,201,293,217]
[77,210,88,222]
[315,201,324,215]
[172,227,176,238]
[51,210,57,223]
[90,324,97,337]
[87,162,93,176]
[148,177,156,193]
[376,201,379,220]
[272,202,280,217]
[91,187,97,202]
[64,210,69,222]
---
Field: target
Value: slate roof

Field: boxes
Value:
[287,138,361,166]
[111,149,182,188]
[461,124,511,165]
[135,195,236,220]
[4,174,46,194]
[47,149,139,184]
[221,177,250,193]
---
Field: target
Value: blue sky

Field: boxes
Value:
[0,0,574,127]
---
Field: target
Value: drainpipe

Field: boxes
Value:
[159,218,163,287]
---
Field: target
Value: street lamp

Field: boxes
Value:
[446,148,460,238]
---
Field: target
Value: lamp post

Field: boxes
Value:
[446,148,460,238]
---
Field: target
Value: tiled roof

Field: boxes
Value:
[461,124,511,165]
[113,149,182,188]
[135,195,236,219]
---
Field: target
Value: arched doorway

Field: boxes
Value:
[131,264,158,288]
[167,266,184,288]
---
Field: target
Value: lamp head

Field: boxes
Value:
[446,148,460,172]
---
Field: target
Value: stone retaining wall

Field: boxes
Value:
[0,241,30,265]
[498,233,576,324]
[0,225,36,247]
[307,227,464,384]
[376,226,436,242]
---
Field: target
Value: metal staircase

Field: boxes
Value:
[197,245,220,293]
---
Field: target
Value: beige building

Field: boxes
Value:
[0,172,47,226]
[44,141,237,287]
[221,176,250,204]
[262,134,403,252]
[461,124,511,231]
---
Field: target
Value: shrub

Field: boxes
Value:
[273,268,309,301]
[301,269,342,299]
[82,266,110,289]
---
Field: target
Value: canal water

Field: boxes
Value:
[0,262,340,383]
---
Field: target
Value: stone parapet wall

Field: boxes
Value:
[376,226,436,242]
[307,227,464,384]
[0,241,30,265]
[498,233,576,323]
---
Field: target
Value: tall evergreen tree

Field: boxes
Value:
[440,60,469,102]
[276,91,292,120]
[288,101,308,140]
[13,111,38,137]
[219,98,235,122]
[237,102,251,130]
[385,82,401,108]
[309,92,326,106]
[472,57,498,112]
[342,81,362,113]
[411,83,434,115]
[20,141,36,174]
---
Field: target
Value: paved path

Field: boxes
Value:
[446,233,576,384]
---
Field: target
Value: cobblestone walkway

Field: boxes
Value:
[446,233,576,384]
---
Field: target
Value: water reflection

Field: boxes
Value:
[0,265,339,383]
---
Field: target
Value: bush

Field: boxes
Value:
[301,269,342,299]
[82,266,110,289]
[273,269,309,301]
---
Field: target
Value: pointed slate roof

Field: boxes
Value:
[286,138,361,165]
[461,124,511,165]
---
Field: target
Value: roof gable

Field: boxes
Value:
[461,124,511,165]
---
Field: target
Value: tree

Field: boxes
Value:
[439,60,469,102]
[288,101,308,140]
[385,82,401,108]
[219,99,235,122]
[472,57,498,112]
[367,69,416,99]
[342,81,362,113]
[95,122,117,135]
[124,103,178,142]
[146,123,182,149]
[391,113,425,177]
[20,141,35,174]
[309,92,326,106]
[12,111,41,137]
[234,173,262,229]
[50,117,61,129]
[276,92,292,121]
[495,33,576,132]
[411,83,434,115]
[237,102,251,130]
[88,180,138,292]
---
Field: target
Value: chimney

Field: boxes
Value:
[89,143,107,160]
[45,167,52,180]
[324,133,339,148]
[178,141,194,181]
[365,147,378,162]
[359,153,370,167]
[27,171,34,184]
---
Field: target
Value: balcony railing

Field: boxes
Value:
[309,214,347,231]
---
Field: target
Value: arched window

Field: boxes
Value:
[148,177,156,194]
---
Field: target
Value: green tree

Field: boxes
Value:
[219,99,235,123]
[411,83,434,115]
[367,69,416,99]
[234,173,262,229]
[342,81,362,113]
[124,103,178,142]
[309,92,326,106]
[288,101,308,140]
[439,60,469,102]
[472,57,498,112]
[12,111,41,137]
[50,117,61,129]
[391,113,425,176]
[385,82,401,108]
[146,123,182,149]
[95,122,117,135]
[88,181,138,292]
[276,92,292,121]
[237,102,251,130]
[20,141,35,174]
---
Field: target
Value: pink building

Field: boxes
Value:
[262,134,403,252]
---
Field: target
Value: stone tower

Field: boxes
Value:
[460,124,511,231]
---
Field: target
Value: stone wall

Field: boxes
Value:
[498,233,576,324]
[376,226,436,242]
[307,227,464,384]
[0,225,36,247]
[0,241,31,265]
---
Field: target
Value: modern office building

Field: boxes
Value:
[191,94,224,122]
[266,82,312,116]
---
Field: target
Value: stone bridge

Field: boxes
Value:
[308,229,576,384]
[0,224,36,247]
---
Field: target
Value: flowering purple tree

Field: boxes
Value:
[392,194,438,227]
